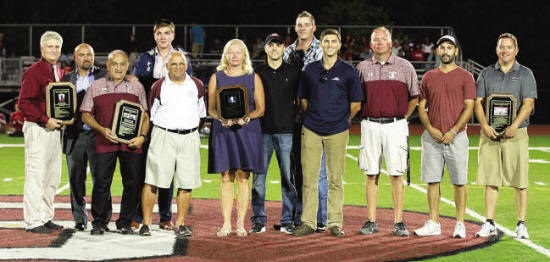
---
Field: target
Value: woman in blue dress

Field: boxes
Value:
[207,39,265,237]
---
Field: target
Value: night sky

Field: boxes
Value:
[1,0,548,122]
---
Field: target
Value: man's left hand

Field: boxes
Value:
[127,135,145,149]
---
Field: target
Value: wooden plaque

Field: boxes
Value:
[45,82,77,125]
[486,93,517,133]
[215,85,249,121]
[111,100,145,144]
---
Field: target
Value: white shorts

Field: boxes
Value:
[358,119,409,176]
[145,126,202,189]
[421,130,469,185]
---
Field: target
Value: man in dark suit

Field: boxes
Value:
[62,43,107,231]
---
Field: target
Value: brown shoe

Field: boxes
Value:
[131,221,139,230]
[159,221,174,230]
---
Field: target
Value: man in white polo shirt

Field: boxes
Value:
[138,51,206,237]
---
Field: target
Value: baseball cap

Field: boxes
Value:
[265,33,283,45]
[436,35,457,47]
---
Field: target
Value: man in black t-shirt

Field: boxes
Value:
[249,33,301,234]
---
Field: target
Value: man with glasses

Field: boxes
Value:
[474,33,537,239]
[139,51,206,237]
[355,26,419,237]
[293,29,363,237]
[81,50,149,235]
[132,18,193,231]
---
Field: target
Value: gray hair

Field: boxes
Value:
[40,31,63,47]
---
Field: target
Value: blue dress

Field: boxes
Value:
[208,71,264,173]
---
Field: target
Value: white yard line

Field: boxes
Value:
[345,148,550,258]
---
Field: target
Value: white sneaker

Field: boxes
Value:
[414,220,441,236]
[475,221,496,237]
[453,222,466,238]
[516,223,529,239]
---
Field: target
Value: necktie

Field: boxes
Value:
[53,64,61,82]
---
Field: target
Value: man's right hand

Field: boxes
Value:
[101,127,119,143]
[481,124,499,140]
[45,118,62,130]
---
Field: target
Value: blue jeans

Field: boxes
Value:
[251,134,300,224]
[317,152,328,226]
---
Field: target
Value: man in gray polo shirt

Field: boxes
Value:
[474,33,537,239]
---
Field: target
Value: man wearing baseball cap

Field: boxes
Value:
[414,34,476,238]
[250,33,301,234]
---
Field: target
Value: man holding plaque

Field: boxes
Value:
[81,50,150,235]
[62,43,107,231]
[474,33,537,239]
[414,35,475,238]
[138,51,206,237]
[18,31,65,234]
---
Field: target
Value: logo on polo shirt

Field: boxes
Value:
[389,71,397,79]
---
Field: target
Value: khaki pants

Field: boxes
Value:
[22,121,62,229]
[300,127,348,228]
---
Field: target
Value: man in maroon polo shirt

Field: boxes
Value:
[81,50,150,235]
[355,26,419,237]
[19,31,66,234]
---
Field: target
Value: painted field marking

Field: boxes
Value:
[346,147,550,258]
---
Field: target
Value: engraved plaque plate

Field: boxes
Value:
[486,93,517,133]
[215,85,249,121]
[46,82,77,125]
[111,100,145,144]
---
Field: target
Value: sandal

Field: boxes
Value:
[216,228,231,237]
[235,228,248,237]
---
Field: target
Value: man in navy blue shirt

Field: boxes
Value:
[294,29,364,237]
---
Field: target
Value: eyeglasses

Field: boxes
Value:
[319,70,328,82]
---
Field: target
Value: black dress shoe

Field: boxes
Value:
[26,225,51,234]
[119,226,135,235]
[90,226,105,235]
[45,220,64,230]
[75,223,86,231]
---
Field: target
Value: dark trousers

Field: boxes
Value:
[92,151,142,229]
[66,130,112,225]
[290,122,303,224]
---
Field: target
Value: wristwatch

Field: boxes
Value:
[140,134,148,140]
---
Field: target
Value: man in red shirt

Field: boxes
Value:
[18,31,66,234]
[413,35,476,238]
[81,50,150,235]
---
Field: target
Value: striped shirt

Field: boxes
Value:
[80,76,147,153]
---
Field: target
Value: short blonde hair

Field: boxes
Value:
[40,31,63,47]
[296,11,315,26]
[370,26,392,43]
[216,39,253,74]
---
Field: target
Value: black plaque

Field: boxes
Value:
[486,93,517,133]
[215,85,249,121]
[111,100,145,144]
[46,82,77,125]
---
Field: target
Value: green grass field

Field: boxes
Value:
[1,132,549,261]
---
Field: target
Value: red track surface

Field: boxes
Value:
[0,196,500,261]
